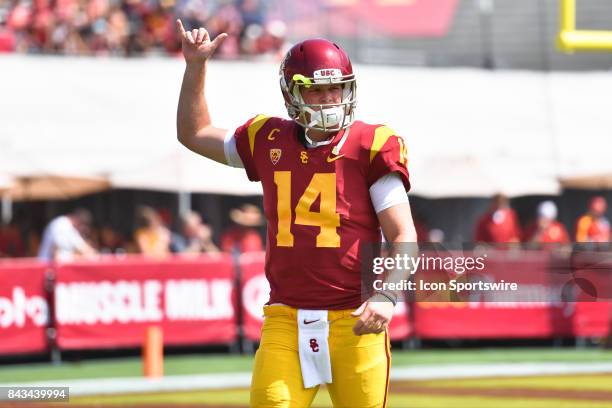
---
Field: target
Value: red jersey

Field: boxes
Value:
[234,116,410,309]
[522,221,570,244]
[475,208,521,243]
[221,226,264,253]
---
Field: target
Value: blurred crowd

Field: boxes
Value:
[0,202,264,260]
[0,195,610,261]
[472,194,609,248]
[412,194,610,249]
[0,0,287,57]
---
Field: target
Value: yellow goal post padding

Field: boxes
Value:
[558,0,612,52]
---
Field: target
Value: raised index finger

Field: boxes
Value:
[176,19,186,35]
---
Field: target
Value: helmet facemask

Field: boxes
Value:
[281,71,357,132]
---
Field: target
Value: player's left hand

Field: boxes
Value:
[351,295,395,335]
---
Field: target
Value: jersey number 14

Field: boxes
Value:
[274,171,340,248]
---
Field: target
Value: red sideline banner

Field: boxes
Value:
[240,252,412,341]
[0,260,49,354]
[573,303,610,337]
[413,250,573,338]
[54,255,237,350]
[413,250,610,339]
[414,302,609,339]
[414,302,577,339]
[240,252,268,341]
[571,251,612,337]
[390,301,412,340]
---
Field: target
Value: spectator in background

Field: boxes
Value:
[576,196,610,243]
[26,230,42,258]
[105,5,130,54]
[134,206,170,257]
[97,224,126,254]
[240,19,286,57]
[0,0,16,52]
[428,228,445,243]
[208,0,242,58]
[170,210,219,254]
[238,0,264,27]
[523,200,570,246]
[474,194,520,244]
[221,203,263,254]
[0,222,25,257]
[38,208,97,261]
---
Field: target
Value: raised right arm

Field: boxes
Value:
[176,19,229,164]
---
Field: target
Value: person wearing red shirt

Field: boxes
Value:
[0,223,25,257]
[175,21,417,408]
[523,200,570,246]
[475,194,520,244]
[221,204,264,254]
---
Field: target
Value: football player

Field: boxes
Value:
[175,20,417,408]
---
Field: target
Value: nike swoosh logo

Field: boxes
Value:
[326,154,345,163]
[303,319,320,325]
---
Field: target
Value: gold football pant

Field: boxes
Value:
[250,305,391,408]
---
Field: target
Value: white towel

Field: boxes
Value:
[297,309,332,388]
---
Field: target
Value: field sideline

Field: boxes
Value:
[2,348,612,407]
[4,373,612,408]
[1,348,612,383]
[68,374,612,408]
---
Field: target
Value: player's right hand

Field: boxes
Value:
[176,19,227,64]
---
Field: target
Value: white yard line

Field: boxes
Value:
[2,362,612,396]
[391,362,612,380]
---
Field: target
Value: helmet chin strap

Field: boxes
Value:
[332,127,350,155]
[304,123,351,152]
[304,130,333,147]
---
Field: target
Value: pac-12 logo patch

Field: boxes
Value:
[270,149,282,165]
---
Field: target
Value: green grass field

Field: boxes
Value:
[1,348,612,383]
[70,374,612,407]
[3,348,612,407]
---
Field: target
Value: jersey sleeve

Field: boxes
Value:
[233,114,272,182]
[366,125,411,191]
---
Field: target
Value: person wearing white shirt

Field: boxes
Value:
[38,209,97,261]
